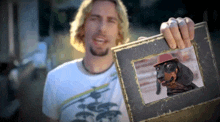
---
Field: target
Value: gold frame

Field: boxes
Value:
[112,22,220,122]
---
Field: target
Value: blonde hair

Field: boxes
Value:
[70,0,130,53]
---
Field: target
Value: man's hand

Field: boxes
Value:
[160,17,195,49]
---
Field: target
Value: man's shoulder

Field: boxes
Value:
[48,58,82,76]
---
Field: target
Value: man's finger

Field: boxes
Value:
[177,17,191,47]
[160,22,176,49]
[168,19,185,49]
[184,17,195,40]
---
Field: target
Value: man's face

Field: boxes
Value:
[84,0,119,56]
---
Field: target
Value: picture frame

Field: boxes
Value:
[111,22,220,122]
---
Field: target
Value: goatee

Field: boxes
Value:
[90,47,109,56]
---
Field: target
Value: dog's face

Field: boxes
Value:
[155,60,178,87]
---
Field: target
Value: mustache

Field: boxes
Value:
[92,32,108,41]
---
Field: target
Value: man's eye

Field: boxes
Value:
[156,67,160,71]
[109,20,115,23]
[108,19,116,23]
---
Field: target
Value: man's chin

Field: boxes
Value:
[90,47,109,57]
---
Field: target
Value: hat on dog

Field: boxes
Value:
[154,53,178,67]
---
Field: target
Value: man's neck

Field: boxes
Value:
[83,53,114,74]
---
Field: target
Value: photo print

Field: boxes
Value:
[134,46,204,104]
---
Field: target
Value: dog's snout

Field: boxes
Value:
[158,77,164,81]
[157,71,164,81]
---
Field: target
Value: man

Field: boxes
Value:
[42,0,195,121]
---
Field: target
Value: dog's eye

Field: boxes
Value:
[166,64,172,68]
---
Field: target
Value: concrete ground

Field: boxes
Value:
[17,69,48,122]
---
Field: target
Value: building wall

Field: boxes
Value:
[18,0,39,60]
[47,0,84,67]
[0,1,10,62]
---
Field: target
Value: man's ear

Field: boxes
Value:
[116,33,123,45]
[117,32,122,40]
[78,25,85,39]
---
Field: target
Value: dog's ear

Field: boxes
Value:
[156,79,161,95]
[177,62,194,86]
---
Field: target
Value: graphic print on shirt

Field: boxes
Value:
[60,72,121,122]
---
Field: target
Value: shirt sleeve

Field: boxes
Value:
[42,72,59,120]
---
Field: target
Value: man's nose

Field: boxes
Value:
[99,20,107,33]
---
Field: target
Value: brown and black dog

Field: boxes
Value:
[154,54,198,96]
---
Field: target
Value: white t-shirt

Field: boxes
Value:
[42,59,129,122]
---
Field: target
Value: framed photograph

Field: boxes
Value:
[112,22,220,122]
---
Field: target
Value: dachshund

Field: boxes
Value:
[154,59,198,96]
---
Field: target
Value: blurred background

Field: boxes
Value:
[0,0,219,121]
